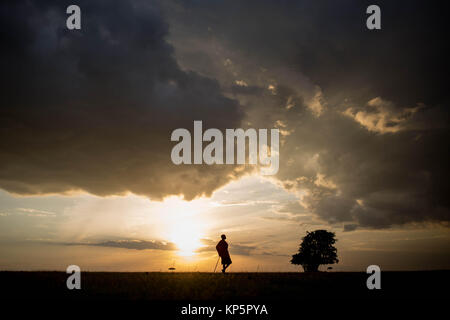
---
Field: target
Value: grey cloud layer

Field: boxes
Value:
[70,239,177,251]
[65,238,256,255]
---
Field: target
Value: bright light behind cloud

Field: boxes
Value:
[170,220,202,256]
[155,197,209,256]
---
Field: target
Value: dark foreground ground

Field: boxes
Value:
[1,271,448,318]
[1,270,448,300]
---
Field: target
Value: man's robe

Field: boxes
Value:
[216,239,232,265]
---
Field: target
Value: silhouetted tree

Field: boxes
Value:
[291,230,338,272]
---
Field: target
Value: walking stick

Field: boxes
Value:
[213,256,220,273]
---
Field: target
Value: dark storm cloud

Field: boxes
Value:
[163,0,450,228]
[1,0,449,229]
[166,0,447,107]
[276,100,450,229]
[0,0,245,200]
[230,84,265,96]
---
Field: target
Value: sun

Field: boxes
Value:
[170,220,203,256]
[158,196,208,257]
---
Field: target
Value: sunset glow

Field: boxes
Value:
[160,197,207,257]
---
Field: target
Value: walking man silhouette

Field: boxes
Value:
[216,234,232,273]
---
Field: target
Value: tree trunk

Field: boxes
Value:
[303,264,319,272]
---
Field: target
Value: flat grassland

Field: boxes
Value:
[0,271,448,300]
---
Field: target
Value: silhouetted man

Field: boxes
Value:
[216,234,232,273]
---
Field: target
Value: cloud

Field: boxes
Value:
[67,237,258,255]
[343,224,358,232]
[165,0,446,105]
[164,0,450,229]
[276,201,308,215]
[68,239,177,251]
[0,0,245,201]
[343,97,423,134]
[1,0,449,230]
[213,199,277,207]
[278,108,450,228]
[258,251,290,257]
[17,208,56,217]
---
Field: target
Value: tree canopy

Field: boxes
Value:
[291,230,339,272]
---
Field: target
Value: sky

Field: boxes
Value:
[0,0,449,272]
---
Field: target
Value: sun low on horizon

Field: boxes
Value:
[161,197,207,257]
[1,173,448,272]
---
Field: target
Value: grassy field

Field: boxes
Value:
[1,271,448,301]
